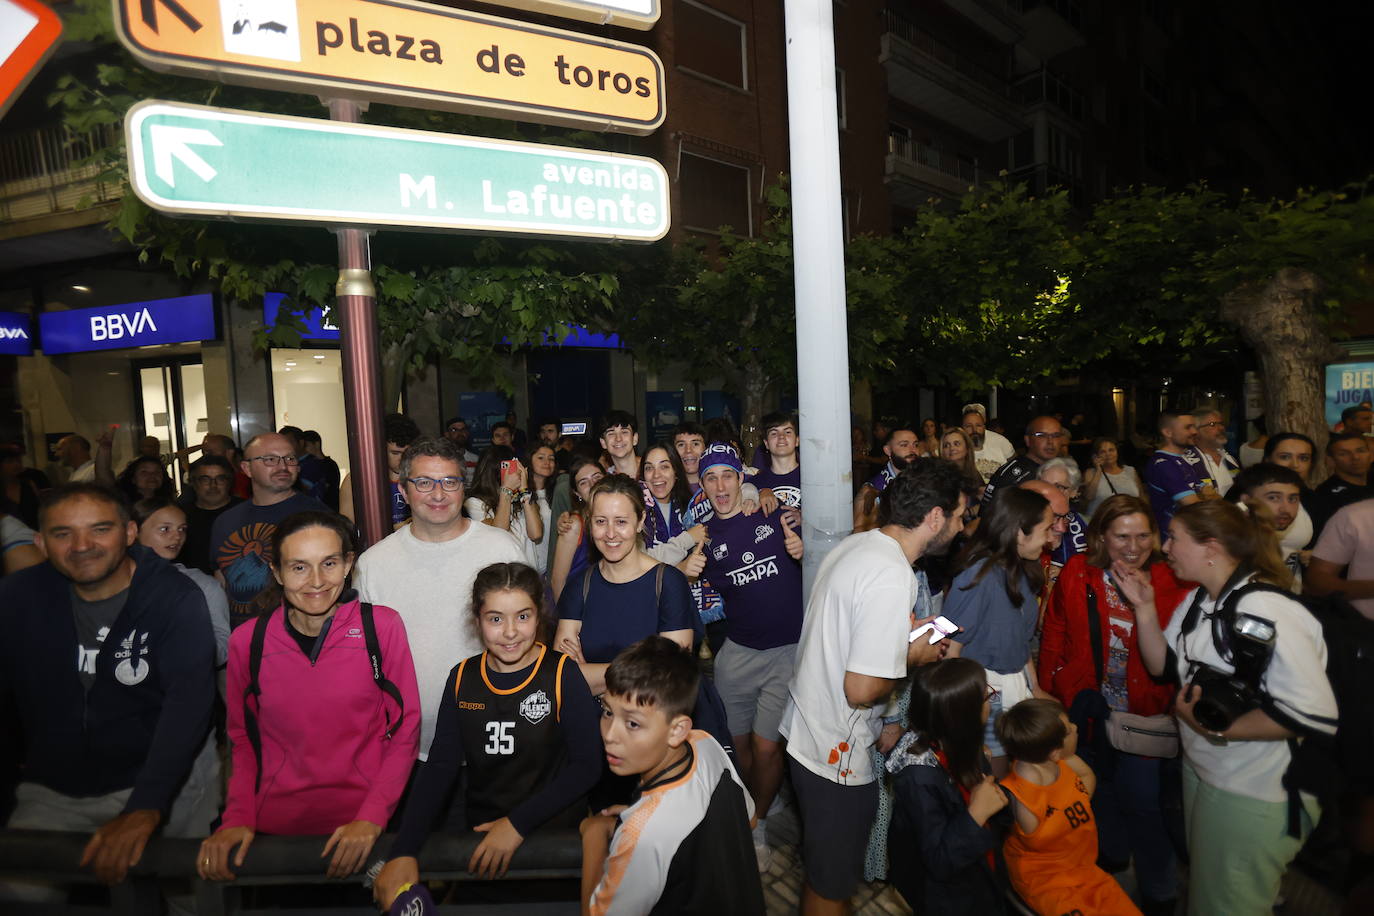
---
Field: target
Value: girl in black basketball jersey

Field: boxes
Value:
[373,562,601,909]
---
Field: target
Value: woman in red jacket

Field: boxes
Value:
[1038,495,1190,916]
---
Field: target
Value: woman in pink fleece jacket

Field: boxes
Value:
[197,511,420,880]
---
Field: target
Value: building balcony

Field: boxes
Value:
[941,0,1024,45]
[1009,161,1086,207]
[1012,67,1085,120]
[880,8,1026,143]
[0,122,121,238]
[885,133,980,207]
[1005,0,1085,60]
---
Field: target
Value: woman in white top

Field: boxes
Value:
[1081,438,1143,518]
[1112,500,1336,916]
[526,445,557,574]
[464,446,545,565]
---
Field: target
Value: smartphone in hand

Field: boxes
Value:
[909,615,959,645]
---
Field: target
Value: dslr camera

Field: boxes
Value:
[1188,612,1277,733]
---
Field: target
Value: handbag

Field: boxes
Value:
[1087,583,1180,758]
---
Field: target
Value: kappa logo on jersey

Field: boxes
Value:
[742,551,755,565]
[520,689,553,725]
[726,553,780,587]
[754,524,775,543]
[712,542,729,560]
[113,629,152,686]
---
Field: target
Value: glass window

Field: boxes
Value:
[271,349,350,482]
[678,152,752,235]
[677,1,747,89]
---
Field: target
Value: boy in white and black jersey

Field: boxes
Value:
[582,637,762,915]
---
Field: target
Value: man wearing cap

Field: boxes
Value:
[698,442,804,871]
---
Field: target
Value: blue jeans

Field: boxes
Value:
[1091,751,1179,902]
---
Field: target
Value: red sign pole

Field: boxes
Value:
[329,98,389,548]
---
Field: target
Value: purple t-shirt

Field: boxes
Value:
[750,465,801,510]
[701,507,803,650]
[1144,449,1210,533]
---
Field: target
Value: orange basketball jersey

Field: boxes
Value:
[1001,760,1141,916]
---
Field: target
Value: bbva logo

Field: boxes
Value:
[0,327,28,340]
[90,308,158,341]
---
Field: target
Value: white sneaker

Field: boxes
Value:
[752,819,771,872]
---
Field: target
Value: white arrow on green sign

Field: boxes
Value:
[125,100,670,242]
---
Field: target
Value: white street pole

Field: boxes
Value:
[784,0,852,597]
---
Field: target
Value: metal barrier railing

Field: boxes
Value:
[0,122,121,222]
[887,133,981,186]
[881,7,1010,97]
[0,828,583,915]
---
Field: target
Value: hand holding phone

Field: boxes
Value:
[909,615,958,645]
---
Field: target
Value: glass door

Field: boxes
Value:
[135,357,206,491]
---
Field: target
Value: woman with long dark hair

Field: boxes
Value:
[548,455,606,602]
[466,445,545,571]
[1116,500,1337,916]
[944,487,1055,775]
[526,444,557,574]
[887,657,1009,915]
[1038,495,1190,913]
[115,455,175,505]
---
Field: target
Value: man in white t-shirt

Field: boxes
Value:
[962,404,1014,482]
[354,437,524,761]
[1306,498,1374,620]
[780,460,965,914]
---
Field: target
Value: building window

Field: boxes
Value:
[679,152,752,235]
[676,1,748,90]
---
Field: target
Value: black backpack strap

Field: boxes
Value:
[582,565,594,603]
[655,562,665,604]
[243,613,271,793]
[1086,583,1104,687]
[360,603,404,741]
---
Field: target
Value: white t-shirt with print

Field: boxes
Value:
[1164,578,1337,803]
[780,529,917,786]
[973,430,1016,482]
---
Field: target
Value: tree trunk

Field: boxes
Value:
[1220,268,1346,483]
[739,361,771,459]
[381,339,410,414]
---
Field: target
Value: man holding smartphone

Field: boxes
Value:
[780,460,966,916]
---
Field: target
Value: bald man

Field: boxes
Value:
[980,416,1065,510]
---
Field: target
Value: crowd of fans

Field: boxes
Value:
[0,401,1371,916]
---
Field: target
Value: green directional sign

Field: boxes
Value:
[125,100,670,242]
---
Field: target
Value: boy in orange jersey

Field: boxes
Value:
[996,698,1142,916]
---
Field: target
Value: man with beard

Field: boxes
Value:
[210,432,326,629]
[1190,406,1240,497]
[963,404,1015,483]
[442,416,480,487]
[853,424,921,533]
[781,461,963,915]
[0,484,215,892]
[980,416,1065,511]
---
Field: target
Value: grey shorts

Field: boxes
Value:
[713,639,796,742]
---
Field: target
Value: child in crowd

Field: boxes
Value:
[886,658,1010,915]
[373,562,601,908]
[996,698,1142,916]
[580,636,763,915]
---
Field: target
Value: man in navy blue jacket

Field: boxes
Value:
[0,484,216,886]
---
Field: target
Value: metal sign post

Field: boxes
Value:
[784,0,852,595]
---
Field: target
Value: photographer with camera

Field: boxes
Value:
[1112,500,1336,916]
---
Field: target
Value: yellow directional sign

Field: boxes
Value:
[113,0,665,134]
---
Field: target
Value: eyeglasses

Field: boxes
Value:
[407,476,462,492]
[193,475,230,485]
[248,454,299,467]
[1053,511,1071,523]
[1029,431,1065,440]
[1199,421,1224,429]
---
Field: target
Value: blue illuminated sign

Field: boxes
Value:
[39,295,217,355]
[263,293,340,341]
[0,311,33,356]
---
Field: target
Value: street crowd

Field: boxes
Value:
[0,401,1371,916]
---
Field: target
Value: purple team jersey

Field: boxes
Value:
[750,465,801,509]
[701,507,803,650]
[1144,449,1211,533]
